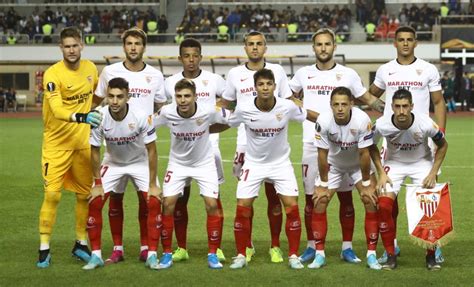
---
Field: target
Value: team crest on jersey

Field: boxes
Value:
[147,115,153,125]
[414,132,423,141]
[202,80,209,86]
[276,113,283,121]
[46,82,55,92]
[196,118,204,126]
[128,123,136,131]
[87,76,92,84]
[336,73,342,81]
[145,76,152,84]
[367,122,372,131]
[416,69,423,76]
[350,129,358,135]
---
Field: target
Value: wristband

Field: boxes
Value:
[75,113,88,123]
[362,180,371,187]
[319,181,328,188]
[439,127,446,134]
[94,178,102,186]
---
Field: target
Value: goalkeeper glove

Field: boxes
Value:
[74,110,102,128]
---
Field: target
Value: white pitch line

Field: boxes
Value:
[157,156,473,168]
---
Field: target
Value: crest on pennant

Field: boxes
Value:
[336,73,342,81]
[196,118,204,126]
[276,113,283,121]
[416,190,441,218]
[128,123,136,131]
[202,80,209,86]
[416,69,423,76]
[145,76,152,84]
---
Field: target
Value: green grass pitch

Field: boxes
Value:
[0,116,473,286]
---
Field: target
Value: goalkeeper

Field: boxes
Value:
[37,26,103,268]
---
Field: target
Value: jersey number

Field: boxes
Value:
[239,169,250,181]
[44,163,49,176]
[302,164,309,178]
[234,152,245,165]
[383,166,390,174]
[100,165,109,177]
[164,171,173,183]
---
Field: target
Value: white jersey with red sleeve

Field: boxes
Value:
[315,107,374,169]
[90,105,157,165]
[154,103,228,166]
[95,62,166,116]
[373,58,442,117]
[374,113,443,164]
[289,63,367,144]
[222,62,292,146]
[228,97,306,166]
[164,70,225,107]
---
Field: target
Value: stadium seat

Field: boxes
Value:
[16,94,27,112]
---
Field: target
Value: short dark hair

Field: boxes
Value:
[244,31,266,45]
[121,27,147,46]
[60,26,82,42]
[395,26,416,39]
[253,68,275,85]
[108,77,129,92]
[175,78,196,95]
[179,38,202,55]
[330,86,353,101]
[392,89,412,104]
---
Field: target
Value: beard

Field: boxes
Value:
[316,53,333,63]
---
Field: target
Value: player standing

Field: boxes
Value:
[311,87,388,270]
[289,28,385,263]
[369,26,446,263]
[37,26,101,268]
[373,89,448,270]
[95,27,167,263]
[220,31,292,263]
[228,69,305,270]
[155,79,228,269]
[83,77,162,270]
[164,38,226,262]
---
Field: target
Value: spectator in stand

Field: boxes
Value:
[0,87,5,112]
[356,0,369,26]
[375,18,388,40]
[365,18,376,41]
[387,14,399,38]
[226,7,241,40]
[5,87,17,112]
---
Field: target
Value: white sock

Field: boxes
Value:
[316,250,325,257]
[40,243,50,251]
[342,241,352,251]
[78,239,88,246]
[307,240,315,249]
[92,250,102,258]
[394,239,398,248]
[114,245,124,252]
[147,251,157,259]
[140,245,148,252]
[366,250,376,258]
